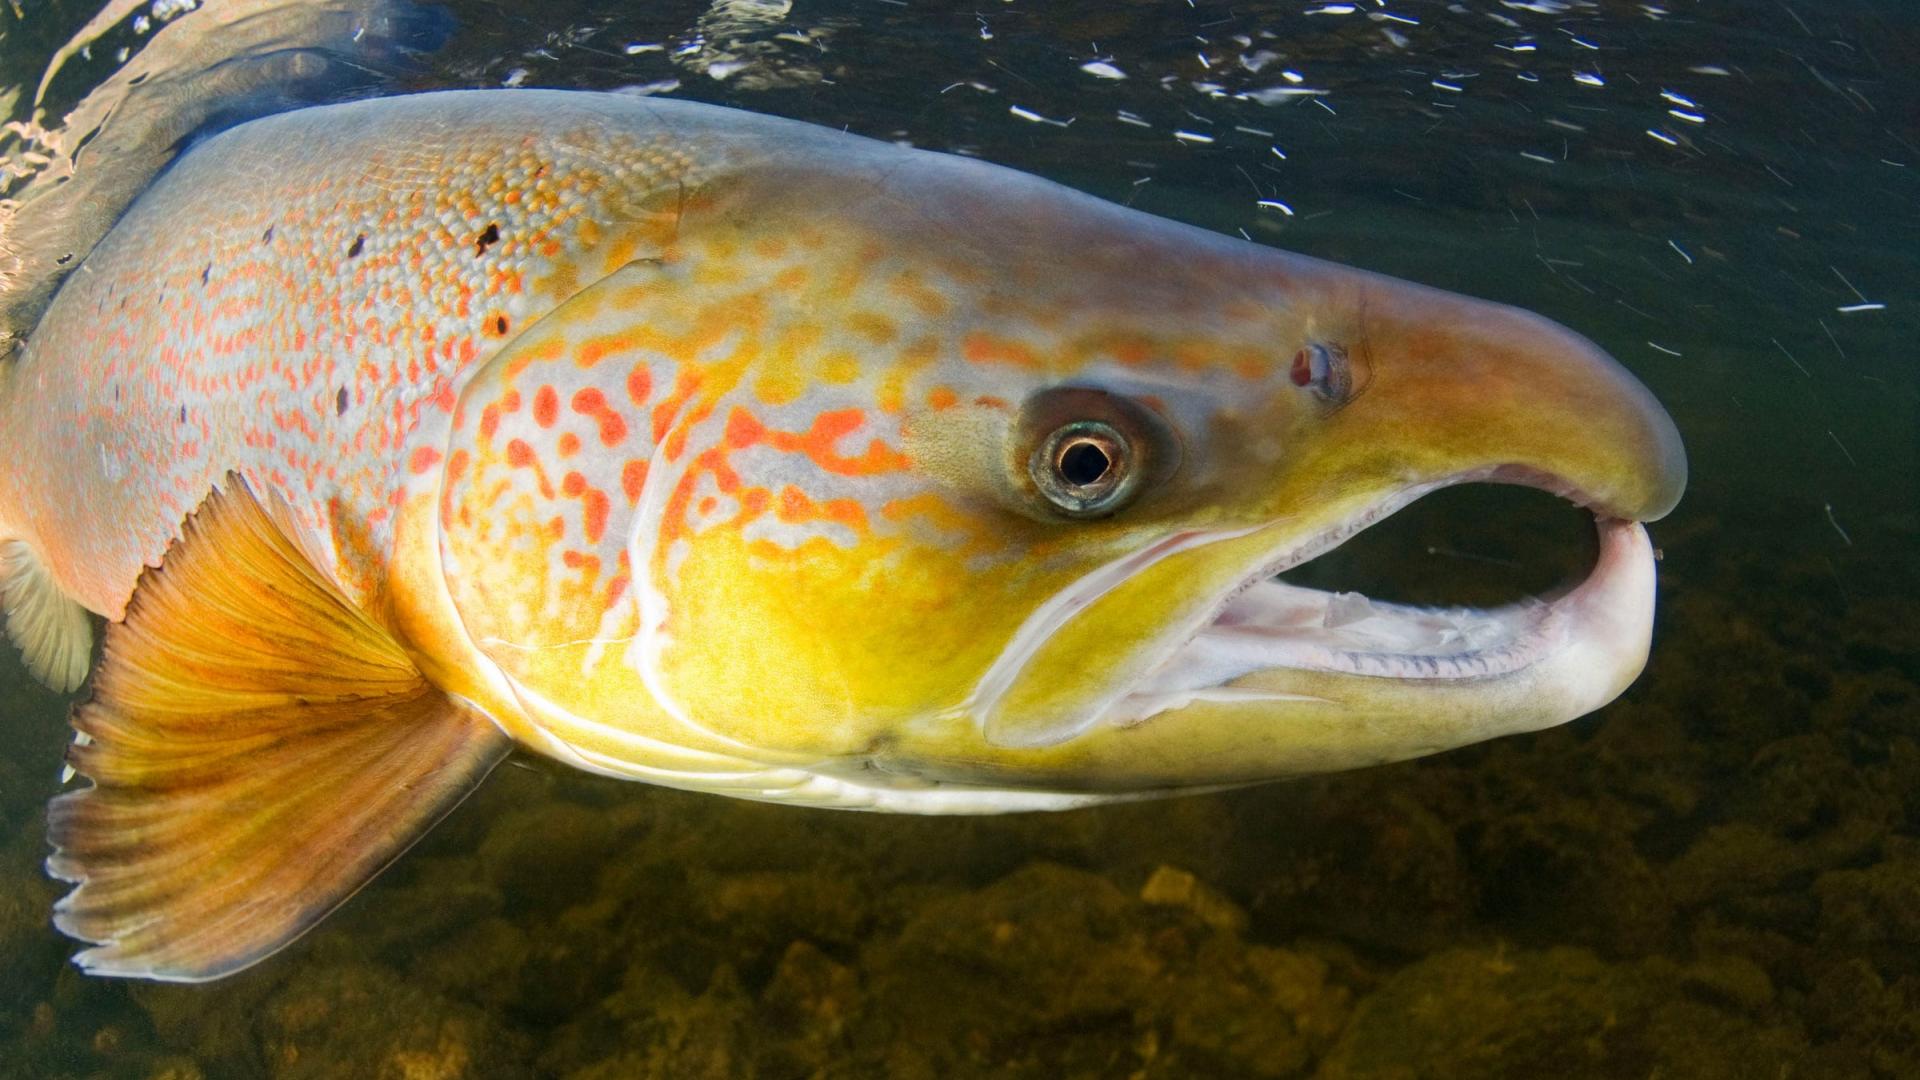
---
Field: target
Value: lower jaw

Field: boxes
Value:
[1105,516,1656,728]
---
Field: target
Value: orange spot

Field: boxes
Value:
[562,470,586,496]
[822,499,867,528]
[506,439,535,468]
[572,387,629,446]
[533,385,559,427]
[771,409,910,476]
[627,365,652,405]
[696,447,742,494]
[699,496,718,516]
[928,386,959,410]
[409,447,442,475]
[582,489,610,543]
[664,427,689,461]
[622,459,648,503]
[724,408,766,448]
[652,371,702,442]
[1110,337,1154,365]
[576,332,634,368]
[739,487,770,520]
[776,485,811,523]
[962,332,1039,368]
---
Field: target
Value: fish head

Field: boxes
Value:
[430,122,1686,806]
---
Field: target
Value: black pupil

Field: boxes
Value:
[1059,440,1113,487]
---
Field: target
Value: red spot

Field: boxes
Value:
[627,365,652,405]
[533,385,559,427]
[698,496,718,516]
[562,470,586,496]
[1290,350,1311,386]
[506,439,536,467]
[622,459,648,503]
[409,447,442,475]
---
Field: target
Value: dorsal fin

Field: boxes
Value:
[46,476,511,982]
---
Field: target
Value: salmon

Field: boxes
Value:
[0,90,1685,981]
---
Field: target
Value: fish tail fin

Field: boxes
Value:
[0,361,93,691]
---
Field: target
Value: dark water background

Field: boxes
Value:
[1,1,1916,1076]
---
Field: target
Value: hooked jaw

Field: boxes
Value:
[965,265,1688,789]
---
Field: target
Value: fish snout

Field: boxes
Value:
[1294,268,1687,523]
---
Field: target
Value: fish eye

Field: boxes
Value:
[1032,419,1138,517]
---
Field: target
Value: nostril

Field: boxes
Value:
[1291,341,1353,404]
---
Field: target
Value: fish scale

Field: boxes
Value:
[2,91,701,615]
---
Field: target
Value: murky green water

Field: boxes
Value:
[2,1,1915,1076]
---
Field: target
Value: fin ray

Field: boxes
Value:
[2,539,93,691]
[46,477,509,982]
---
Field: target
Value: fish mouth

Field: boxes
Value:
[1098,466,1656,731]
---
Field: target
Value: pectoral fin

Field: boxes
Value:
[1,538,93,691]
[46,476,511,982]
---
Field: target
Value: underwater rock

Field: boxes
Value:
[1315,945,1803,1080]
[474,796,655,909]
[540,962,753,1080]
[1800,957,1920,1078]
[1238,778,1479,955]
[254,962,531,1080]
[1461,776,1673,955]
[1139,864,1248,934]
[861,862,1349,1078]
[757,940,860,1076]
[1814,837,1920,951]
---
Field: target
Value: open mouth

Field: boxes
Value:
[1103,470,1657,727]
